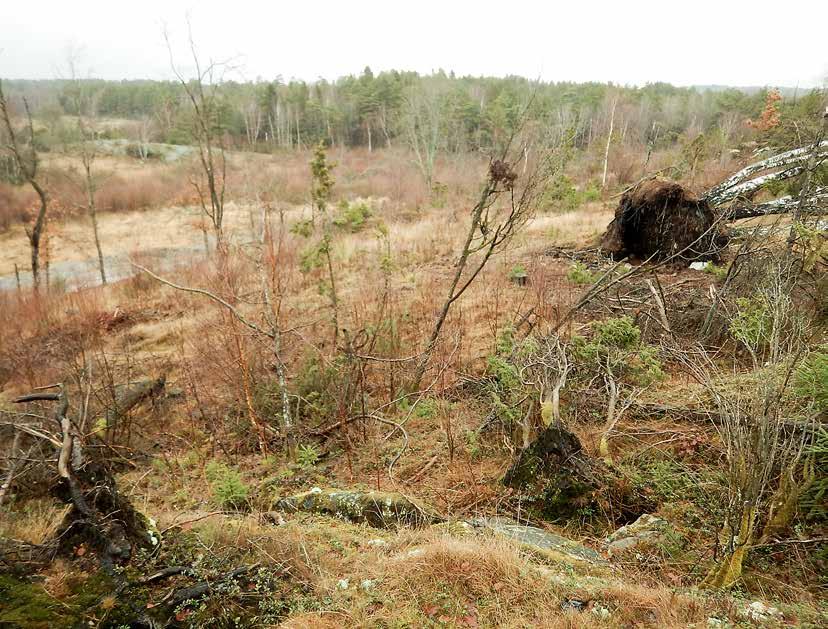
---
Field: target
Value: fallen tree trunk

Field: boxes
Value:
[703,141,828,206]
[105,376,166,426]
[629,402,824,435]
[0,537,57,575]
[729,187,828,219]
[162,564,258,609]
[708,166,806,207]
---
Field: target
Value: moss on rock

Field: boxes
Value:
[276,488,440,528]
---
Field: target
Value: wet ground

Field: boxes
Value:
[0,245,208,292]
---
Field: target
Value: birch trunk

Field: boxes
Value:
[601,98,617,189]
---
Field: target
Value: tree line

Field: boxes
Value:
[4,71,822,156]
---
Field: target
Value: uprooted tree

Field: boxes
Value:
[600,178,724,261]
[601,115,828,262]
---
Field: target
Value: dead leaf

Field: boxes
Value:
[175,609,191,621]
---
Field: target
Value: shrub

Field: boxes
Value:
[541,175,599,213]
[541,174,580,212]
[593,315,641,349]
[729,296,772,351]
[205,461,249,510]
[296,444,321,469]
[508,263,527,282]
[566,262,594,285]
[333,199,372,232]
[124,143,161,160]
[399,397,438,419]
[703,262,729,280]
[293,353,343,422]
[801,427,828,522]
[298,236,333,275]
[484,327,535,427]
[430,181,449,208]
[290,218,314,238]
[794,345,828,412]
[572,316,663,386]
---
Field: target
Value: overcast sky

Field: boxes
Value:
[1,0,826,88]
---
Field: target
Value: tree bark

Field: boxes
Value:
[729,187,827,219]
[704,141,828,207]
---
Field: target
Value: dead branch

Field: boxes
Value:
[162,564,259,608]
[105,376,166,425]
[6,385,152,572]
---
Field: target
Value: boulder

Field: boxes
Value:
[472,517,607,567]
[275,487,439,528]
[604,513,672,556]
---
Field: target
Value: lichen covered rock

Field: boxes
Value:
[472,517,608,567]
[275,487,439,528]
[605,513,673,556]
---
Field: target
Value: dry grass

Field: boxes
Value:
[380,535,560,626]
[0,288,112,389]
[0,183,35,232]
[0,497,68,544]
[524,202,613,246]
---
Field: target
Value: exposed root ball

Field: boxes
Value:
[601,178,723,261]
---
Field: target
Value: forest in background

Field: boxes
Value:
[3,72,825,156]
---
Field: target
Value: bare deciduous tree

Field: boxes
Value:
[164,22,230,244]
[680,259,813,588]
[402,83,443,193]
[519,335,570,447]
[601,94,618,189]
[66,52,107,284]
[0,80,49,291]
[133,203,296,457]
[410,142,564,391]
